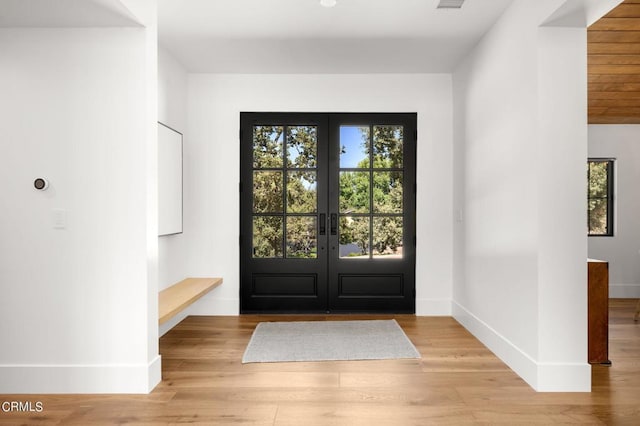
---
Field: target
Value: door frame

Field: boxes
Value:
[239,112,416,314]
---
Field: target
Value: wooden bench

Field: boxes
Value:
[158,277,223,325]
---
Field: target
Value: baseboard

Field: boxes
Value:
[148,355,162,391]
[189,297,447,316]
[0,356,162,394]
[415,298,452,316]
[536,362,591,392]
[452,301,539,389]
[452,301,590,392]
[158,295,226,337]
[609,283,640,298]
[159,310,190,336]
[189,296,240,316]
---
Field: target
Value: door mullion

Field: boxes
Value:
[368,123,374,260]
[240,112,416,313]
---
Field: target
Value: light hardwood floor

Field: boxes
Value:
[1,299,639,425]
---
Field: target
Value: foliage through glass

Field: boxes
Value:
[339,125,404,259]
[287,216,317,258]
[253,125,318,258]
[587,159,613,236]
[251,123,405,259]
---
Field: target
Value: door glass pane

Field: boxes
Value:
[253,171,283,213]
[373,125,403,168]
[339,171,370,213]
[253,126,283,168]
[286,216,317,259]
[287,126,317,168]
[253,216,283,258]
[287,171,317,213]
[373,217,403,258]
[373,171,403,213]
[340,126,370,168]
[339,216,370,258]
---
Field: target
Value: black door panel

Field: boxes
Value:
[240,112,415,313]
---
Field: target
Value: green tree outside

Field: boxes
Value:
[252,125,404,258]
[588,160,610,235]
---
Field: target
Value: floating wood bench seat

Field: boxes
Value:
[158,277,223,325]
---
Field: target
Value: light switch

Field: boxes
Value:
[52,209,67,229]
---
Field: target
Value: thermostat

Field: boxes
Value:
[34,178,49,190]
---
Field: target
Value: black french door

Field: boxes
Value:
[240,112,416,313]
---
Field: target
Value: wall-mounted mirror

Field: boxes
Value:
[158,122,183,236]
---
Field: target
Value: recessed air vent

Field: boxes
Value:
[437,0,465,9]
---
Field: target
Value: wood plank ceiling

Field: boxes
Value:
[589,0,640,124]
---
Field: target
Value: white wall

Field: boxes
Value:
[0,19,159,392]
[158,46,192,335]
[589,125,640,298]
[453,0,590,392]
[536,25,589,387]
[186,74,454,316]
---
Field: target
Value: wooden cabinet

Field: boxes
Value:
[588,259,610,365]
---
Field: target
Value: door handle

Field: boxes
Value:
[319,214,326,235]
[330,213,337,235]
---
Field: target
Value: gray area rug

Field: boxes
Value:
[242,319,420,363]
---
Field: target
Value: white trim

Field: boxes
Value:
[158,292,230,336]
[159,310,190,336]
[416,298,452,316]
[609,283,640,298]
[452,301,591,392]
[453,301,538,389]
[536,362,591,392]
[189,297,240,316]
[0,356,162,394]
[148,355,162,391]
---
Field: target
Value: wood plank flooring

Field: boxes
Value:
[1,300,639,425]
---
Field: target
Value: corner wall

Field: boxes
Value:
[588,125,640,298]
[452,0,591,391]
[0,15,159,392]
[158,46,191,336]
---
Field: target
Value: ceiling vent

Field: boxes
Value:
[437,0,465,9]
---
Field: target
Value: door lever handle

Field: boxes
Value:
[319,214,326,235]
[330,213,337,235]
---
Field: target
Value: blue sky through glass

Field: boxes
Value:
[288,171,316,191]
[340,126,369,168]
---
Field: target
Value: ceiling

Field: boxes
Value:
[4,0,635,116]
[0,0,141,27]
[157,0,514,73]
[589,0,640,124]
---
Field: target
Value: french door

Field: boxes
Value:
[240,112,416,313]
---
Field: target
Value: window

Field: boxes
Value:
[587,159,614,236]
